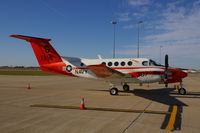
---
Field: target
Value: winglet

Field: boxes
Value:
[10,35,51,42]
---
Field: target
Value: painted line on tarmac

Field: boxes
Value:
[165,105,178,131]
[31,104,180,131]
[30,104,171,115]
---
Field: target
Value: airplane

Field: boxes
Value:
[10,35,188,95]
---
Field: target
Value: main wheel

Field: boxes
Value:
[178,88,186,95]
[110,88,118,95]
[123,84,130,92]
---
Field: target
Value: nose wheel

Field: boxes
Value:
[110,88,118,95]
[178,88,186,95]
[178,82,186,95]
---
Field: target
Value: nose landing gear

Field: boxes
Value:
[178,82,186,95]
[178,88,186,95]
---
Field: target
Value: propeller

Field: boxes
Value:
[165,54,169,70]
[164,54,169,87]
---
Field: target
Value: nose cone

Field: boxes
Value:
[180,70,188,79]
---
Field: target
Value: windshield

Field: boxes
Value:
[149,59,163,66]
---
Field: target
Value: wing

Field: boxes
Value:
[87,64,131,79]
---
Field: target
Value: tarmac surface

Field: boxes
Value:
[0,74,200,133]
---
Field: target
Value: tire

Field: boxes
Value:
[165,83,168,88]
[110,88,118,95]
[123,84,130,92]
[178,88,186,95]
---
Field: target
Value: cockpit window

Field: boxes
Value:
[142,61,148,66]
[149,59,162,66]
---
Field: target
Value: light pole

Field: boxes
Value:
[137,20,143,58]
[111,21,117,58]
[159,46,163,64]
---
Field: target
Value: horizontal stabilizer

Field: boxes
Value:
[10,35,51,42]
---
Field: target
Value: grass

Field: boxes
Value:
[0,70,59,76]
[188,73,200,77]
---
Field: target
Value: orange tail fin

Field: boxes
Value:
[10,35,62,65]
[10,35,67,75]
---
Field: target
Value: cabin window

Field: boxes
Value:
[101,62,106,65]
[114,62,119,66]
[128,61,132,66]
[121,61,125,66]
[108,62,112,66]
[142,61,148,66]
[80,63,84,66]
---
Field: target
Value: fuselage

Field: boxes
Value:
[61,57,187,84]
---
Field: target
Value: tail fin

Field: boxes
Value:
[10,35,68,75]
[10,35,62,65]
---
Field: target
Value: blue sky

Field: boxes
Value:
[0,0,200,69]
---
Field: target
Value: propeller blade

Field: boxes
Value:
[165,83,168,88]
[164,54,169,87]
[165,54,169,69]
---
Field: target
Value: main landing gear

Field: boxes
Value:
[123,84,130,92]
[109,84,130,95]
[110,88,118,95]
[178,82,186,95]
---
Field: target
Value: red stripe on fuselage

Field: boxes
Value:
[112,67,164,70]
[74,66,165,70]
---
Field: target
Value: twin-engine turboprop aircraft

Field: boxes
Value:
[10,35,188,95]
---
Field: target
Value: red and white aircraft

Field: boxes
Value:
[10,35,188,95]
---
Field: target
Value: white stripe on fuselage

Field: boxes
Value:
[113,68,164,73]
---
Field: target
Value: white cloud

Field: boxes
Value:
[145,2,200,46]
[132,12,145,19]
[128,0,151,6]
[118,12,132,22]
[123,24,136,29]
[117,1,200,68]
